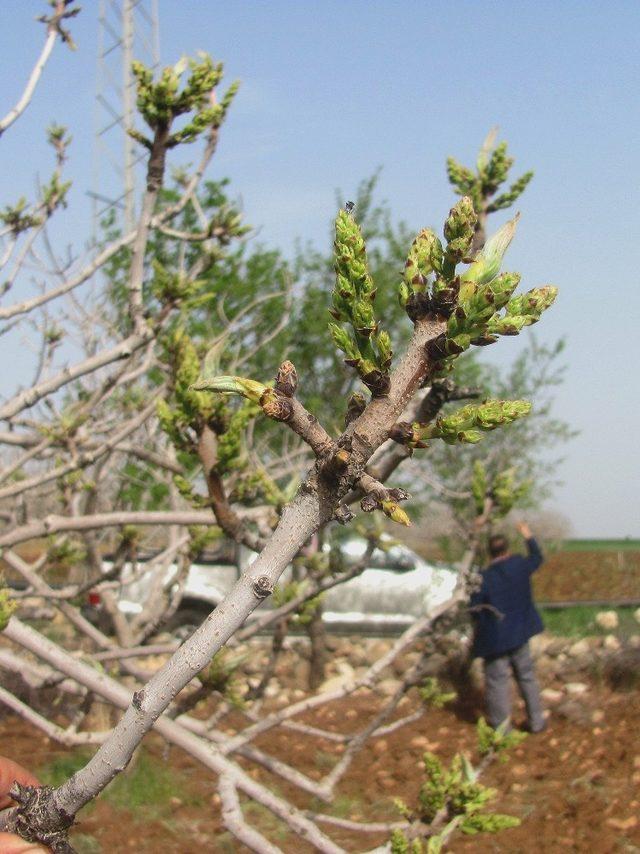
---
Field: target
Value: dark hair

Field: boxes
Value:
[488,534,509,559]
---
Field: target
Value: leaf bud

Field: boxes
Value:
[460,214,519,286]
[190,374,267,403]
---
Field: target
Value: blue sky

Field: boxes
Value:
[1,1,639,537]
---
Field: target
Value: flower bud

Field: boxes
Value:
[444,197,477,261]
[376,329,392,369]
[404,228,443,293]
[486,315,529,336]
[328,323,360,361]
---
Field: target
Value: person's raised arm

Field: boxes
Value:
[516,521,543,572]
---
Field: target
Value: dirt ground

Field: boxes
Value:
[1,676,639,853]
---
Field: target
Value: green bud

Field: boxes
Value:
[488,171,534,213]
[404,228,443,293]
[474,399,531,429]
[352,298,376,332]
[460,214,519,286]
[190,374,267,403]
[486,272,521,309]
[446,157,477,195]
[486,314,529,336]
[506,286,558,318]
[328,322,360,361]
[456,429,483,443]
[398,280,411,307]
[484,140,514,191]
[377,329,393,368]
[430,399,531,444]
[444,196,477,262]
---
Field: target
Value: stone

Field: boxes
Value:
[565,682,589,695]
[372,739,388,757]
[557,699,590,724]
[606,816,638,831]
[377,678,402,697]
[419,652,447,677]
[591,709,605,724]
[603,634,621,651]
[264,681,281,698]
[541,687,564,704]
[634,607,640,625]
[410,735,430,749]
[568,639,591,658]
[595,610,619,630]
[368,639,392,661]
[545,638,568,657]
[628,635,640,649]
[318,674,355,693]
[392,650,420,677]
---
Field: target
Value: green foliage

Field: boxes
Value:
[272,581,324,625]
[45,537,86,574]
[199,649,247,708]
[418,677,457,709]
[390,829,424,853]
[460,811,521,834]
[38,750,93,789]
[186,525,221,559]
[0,576,16,631]
[476,717,527,758]
[0,197,41,233]
[426,337,574,529]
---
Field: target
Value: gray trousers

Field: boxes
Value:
[484,642,544,731]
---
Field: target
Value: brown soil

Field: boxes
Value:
[1,679,639,853]
[533,551,640,602]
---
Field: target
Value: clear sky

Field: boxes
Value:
[1,1,639,537]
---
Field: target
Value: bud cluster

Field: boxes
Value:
[391,399,531,449]
[130,53,239,149]
[472,461,531,517]
[426,214,557,364]
[399,197,477,322]
[329,207,392,396]
[447,132,533,216]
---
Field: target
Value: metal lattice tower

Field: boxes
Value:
[92,0,160,236]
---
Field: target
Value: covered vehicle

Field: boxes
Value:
[86,537,456,637]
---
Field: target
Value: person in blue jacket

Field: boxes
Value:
[471,521,546,733]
